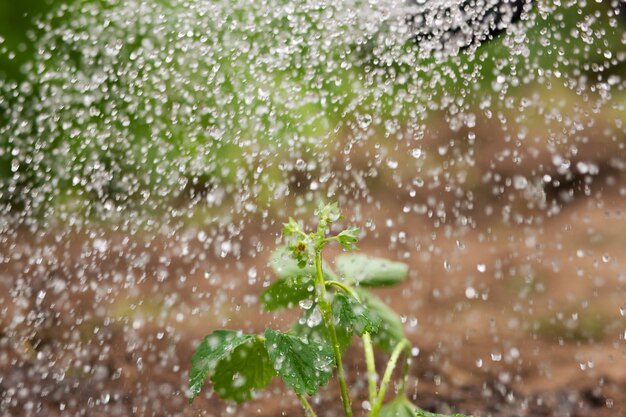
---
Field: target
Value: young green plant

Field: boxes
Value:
[188,202,472,417]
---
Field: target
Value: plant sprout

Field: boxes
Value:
[189,202,470,417]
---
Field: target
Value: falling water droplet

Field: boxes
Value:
[357,114,372,129]
[306,307,323,327]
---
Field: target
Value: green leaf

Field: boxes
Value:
[316,202,342,226]
[270,246,316,278]
[260,274,315,311]
[379,395,420,417]
[355,288,406,352]
[335,227,360,250]
[291,304,352,353]
[211,337,275,403]
[264,328,335,395]
[282,217,303,237]
[415,409,474,417]
[189,330,254,402]
[289,240,312,269]
[380,395,474,417]
[336,254,408,287]
[416,411,474,417]
[332,292,380,336]
[270,246,335,281]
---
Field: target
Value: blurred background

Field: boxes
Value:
[1,1,626,416]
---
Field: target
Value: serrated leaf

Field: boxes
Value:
[270,246,316,278]
[336,254,408,287]
[270,246,334,280]
[316,202,342,226]
[355,288,405,352]
[291,304,352,353]
[211,337,275,403]
[380,395,474,417]
[380,395,420,417]
[282,217,303,237]
[332,292,380,336]
[288,240,312,269]
[189,330,254,401]
[416,411,474,417]
[335,227,360,250]
[264,328,335,396]
[260,274,315,311]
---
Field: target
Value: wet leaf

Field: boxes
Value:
[282,217,303,237]
[332,292,380,336]
[379,395,420,417]
[260,274,315,311]
[335,227,360,250]
[270,246,334,281]
[189,330,254,401]
[336,254,408,287]
[270,246,317,277]
[380,395,474,417]
[264,328,335,396]
[417,411,473,417]
[271,246,315,277]
[211,337,275,403]
[316,202,343,228]
[291,304,353,353]
[355,288,406,352]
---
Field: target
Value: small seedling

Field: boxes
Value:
[189,203,472,417]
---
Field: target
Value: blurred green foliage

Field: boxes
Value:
[0,0,74,82]
[1,1,625,218]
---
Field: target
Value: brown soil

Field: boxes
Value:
[2,181,626,417]
[2,102,626,416]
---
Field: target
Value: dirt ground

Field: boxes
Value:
[2,110,626,416]
[1,179,626,417]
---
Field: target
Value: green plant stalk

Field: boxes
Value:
[325,280,353,295]
[297,393,319,417]
[314,249,353,417]
[397,346,411,395]
[189,204,469,416]
[362,332,378,404]
[326,279,378,404]
[369,339,409,417]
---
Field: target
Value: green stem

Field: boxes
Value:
[370,339,409,417]
[326,274,377,404]
[297,393,318,417]
[397,345,411,395]
[362,332,378,404]
[325,280,355,296]
[325,278,378,404]
[324,279,377,404]
[314,250,353,417]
